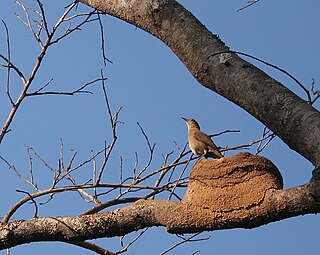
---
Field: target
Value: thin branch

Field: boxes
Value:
[50,1,78,36]
[160,233,210,255]
[96,71,122,184]
[67,240,116,255]
[153,144,188,197]
[15,189,39,218]
[1,20,14,105]
[15,1,42,45]
[117,228,148,254]
[0,1,102,144]
[0,53,26,84]
[119,156,124,195]
[255,127,276,154]
[208,129,240,138]
[29,78,54,94]
[223,132,275,152]
[0,155,39,191]
[49,7,97,45]
[237,0,262,11]
[26,147,36,189]
[135,122,156,179]
[4,183,170,222]
[97,12,112,65]
[81,197,141,215]
[35,0,49,36]
[168,154,192,201]
[27,142,101,204]
[310,78,320,105]
[26,77,106,96]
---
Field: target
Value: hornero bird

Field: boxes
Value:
[182,117,223,159]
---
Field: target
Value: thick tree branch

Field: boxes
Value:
[0,200,176,250]
[79,0,320,168]
[0,180,320,250]
[1,154,320,250]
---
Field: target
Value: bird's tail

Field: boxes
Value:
[206,149,224,159]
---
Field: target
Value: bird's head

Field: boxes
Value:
[181,117,200,129]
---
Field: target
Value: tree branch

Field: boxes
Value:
[1,176,320,250]
[78,0,320,169]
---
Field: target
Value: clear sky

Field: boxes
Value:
[0,0,320,254]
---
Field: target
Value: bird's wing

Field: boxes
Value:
[194,130,219,150]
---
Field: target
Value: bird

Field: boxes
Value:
[182,117,223,159]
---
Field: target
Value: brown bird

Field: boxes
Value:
[182,117,223,159]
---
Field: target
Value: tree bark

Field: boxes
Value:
[79,0,320,167]
[1,153,320,249]
[0,200,176,249]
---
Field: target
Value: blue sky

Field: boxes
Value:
[0,0,320,254]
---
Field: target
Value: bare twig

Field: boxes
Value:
[49,4,97,45]
[81,197,141,215]
[237,0,262,11]
[135,122,156,179]
[15,1,42,45]
[255,127,276,154]
[223,132,275,152]
[26,77,106,96]
[3,182,179,222]
[26,147,36,189]
[35,0,49,36]
[168,154,192,200]
[96,70,123,184]
[119,156,124,195]
[0,53,26,84]
[0,155,39,191]
[310,78,320,105]
[97,12,112,65]
[1,20,14,105]
[160,233,210,255]
[208,129,240,138]
[117,229,148,254]
[26,142,101,204]
[16,189,39,218]
[0,1,104,144]
[67,240,116,255]
[153,144,188,195]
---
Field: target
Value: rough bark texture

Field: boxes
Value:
[1,153,319,249]
[0,200,178,249]
[79,0,320,167]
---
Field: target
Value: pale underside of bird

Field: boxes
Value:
[182,117,223,159]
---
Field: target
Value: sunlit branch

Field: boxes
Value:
[15,1,43,46]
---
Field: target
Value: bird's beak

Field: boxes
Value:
[181,117,187,122]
